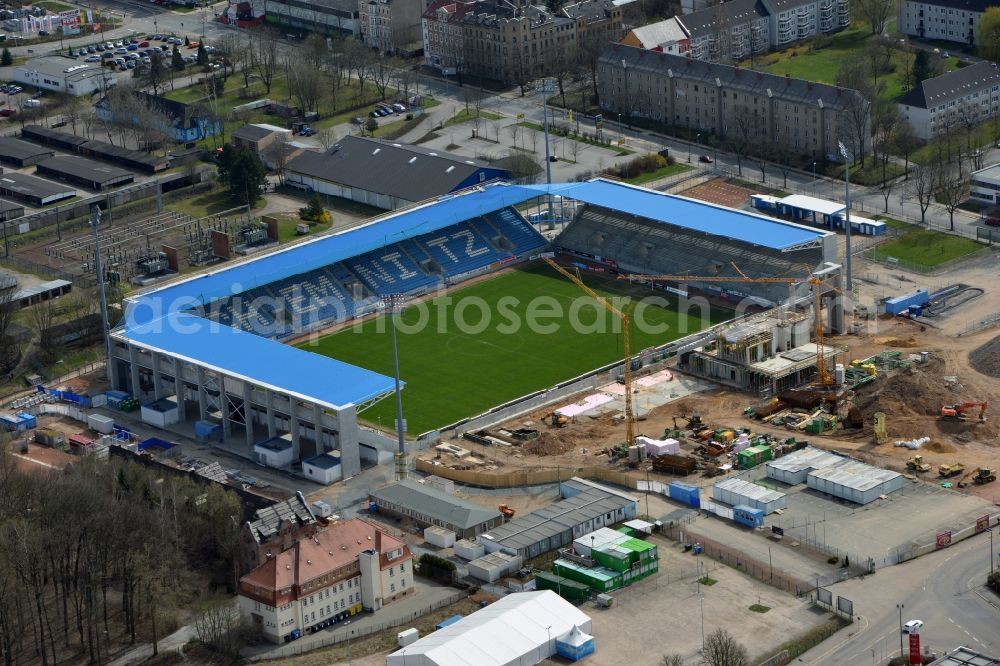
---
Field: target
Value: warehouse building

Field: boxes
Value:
[370,478,504,539]
[0,137,54,167]
[807,458,903,505]
[0,199,24,222]
[14,57,117,96]
[479,478,639,559]
[35,155,134,191]
[766,446,844,485]
[712,477,787,514]
[285,136,511,211]
[387,590,595,666]
[0,172,75,206]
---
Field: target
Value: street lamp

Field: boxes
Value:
[896,603,904,659]
[990,527,995,575]
[812,160,817,180]
[838,140,853,291]
[621,59,629,130]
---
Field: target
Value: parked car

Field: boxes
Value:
[0,109,16,117]
[87,45,96,53]
[129,36,139,43]
[902,620,923,634]
[126,43,138,51]
[985,217,1000,227]
[187,41,199,49]
[139,40,149,47]
[115,48,127,55]
[351,116,364,125]
[8,86,21,94]
[126,60,136,69]
[699,155,714,163]
[38,30,49,36]
[114,40,123,47]
[299,126,315,136]
[941,50,950,58]
[23,98,39,108]
[84,54,101,62]
[391,103,406,112]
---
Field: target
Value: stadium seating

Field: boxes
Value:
[483,208,546,255]
[197,205,549,338]
[345,244,440,295]
[417,221,503,276]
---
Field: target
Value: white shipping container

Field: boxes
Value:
[424,526,456,548]
[397,628,419,647]
[454,539,485,560]
[87,413,115,435]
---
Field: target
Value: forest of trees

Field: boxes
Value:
[0,441,244,665]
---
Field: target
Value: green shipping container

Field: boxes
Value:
[534,572,590,602]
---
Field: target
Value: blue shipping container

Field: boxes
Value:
[17,412,37,429]
[885,290,929,316]
[669,481,701,508]
[733,505,765,528]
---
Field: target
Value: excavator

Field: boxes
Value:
[940,401,988,422]
[498,504,516,519]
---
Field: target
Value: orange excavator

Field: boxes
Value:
[940,401,988,422]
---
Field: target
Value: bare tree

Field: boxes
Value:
[700,628,749,666]
[893,121,919,179]
[936,164,969,231]
[342,38,373,101]
[302,33,328,69]
[287,58,323,112]
[250,29,279,94]
[317,127,339,151]
[370,55,394,101]
[856,0,894,34]
[908,164,938,225]
[193,596,242,655]
[660,657,685,666]
[507,123,520,150]
[217,33,244,82]
[725,106,757,177]
[263,140,296,184]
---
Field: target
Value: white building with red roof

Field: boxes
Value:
[238,518,414,643]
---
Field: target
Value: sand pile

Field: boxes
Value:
[969,334,1000,379]
[523,432,575,456]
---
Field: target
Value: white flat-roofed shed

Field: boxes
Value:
[766,446,845,485]
[712,477,787,514]
[807,459,903,505]
[777,194,846,228]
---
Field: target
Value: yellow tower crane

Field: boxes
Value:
[619,262,839,387]
[543,257,636,446]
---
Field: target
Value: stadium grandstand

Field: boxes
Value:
[110,179,837,475]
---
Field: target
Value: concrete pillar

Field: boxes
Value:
[265,389,277,438]
[128,345,141,398]
[196,367,208,422]
[174,370,185,421]
[151,352,164,400]
[290,410,300,461]
[243,381,254,452]
[337,405,362,478]
[108,342,123,391]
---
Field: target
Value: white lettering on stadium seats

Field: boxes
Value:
[381,252,416,279]
[425,237,459,263]
[451,229,488,257]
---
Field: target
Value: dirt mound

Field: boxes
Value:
[876,336,921,348]
[924,441,956,453]
[969,334,1000,379]
[522,432,575,456]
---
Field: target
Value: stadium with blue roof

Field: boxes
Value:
[109,178,835,478]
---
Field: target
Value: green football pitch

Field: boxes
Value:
[299,264,732,434]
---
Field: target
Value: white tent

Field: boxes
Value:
[386,590,594,666]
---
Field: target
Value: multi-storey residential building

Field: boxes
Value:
[253,0,359,36]
[422,0,476,74]
[672,0,848,63]
[359,0,424,53]
[598,45,870,160]
[422,0,622,82]
[898,61,1000,140]
[898,0,989,46]
[238,518,413,643]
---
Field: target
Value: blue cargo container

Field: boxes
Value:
[733,505,765,528]
[885,290,929,316]
[17,412,37,429]
[668,481,701,508]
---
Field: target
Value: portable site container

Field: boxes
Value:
[554,559,621,593]
[668,481,701,508]
[68,433,95,453]
[17,412,36,429]
[34,428,65,447]
[737,444,772,469]
[884,290,929,316]
[397,628,419,648]
[454,539,485,560]
[712,477,787,514]
[0,413,26,432]
[806,458,904,505]
[424,526,457,548]
[733,505,765,528]
[140,396,180,428]
[534,571,591,603]
[87,413,115,435]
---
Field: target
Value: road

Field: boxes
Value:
[799,529,1000,664]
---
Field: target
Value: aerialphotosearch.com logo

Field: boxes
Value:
[122,280,855,341]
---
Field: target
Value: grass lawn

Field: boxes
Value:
[872,215,914,230]
[626,162,694,185]
[820,159,905,186]
[300,263,730,434]
[518,121,633,156]
[274,216,333,243]
[34,0,73,10]
[749,22,960,103]
[442,108,503,127]
[871,229,985,268]
[167,188,263,219]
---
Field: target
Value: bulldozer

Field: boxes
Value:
[940,401,988,423]
[938,462,966,478]
[906,455,931,473]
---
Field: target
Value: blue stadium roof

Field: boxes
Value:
[529,180,827,251]
[119,312,398,409]
[126,182,542,325]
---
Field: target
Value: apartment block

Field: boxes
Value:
[238,518,413,643]
[422,0,622,83]
[898,0,989,46]
[898,61,1000,140]
[598,45,870,160]
[359,0,424,53]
